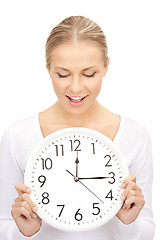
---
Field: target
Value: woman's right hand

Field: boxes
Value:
[11,183,42,237]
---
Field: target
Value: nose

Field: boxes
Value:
[70,76,84,94]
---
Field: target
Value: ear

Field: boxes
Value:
[103,57,110,76]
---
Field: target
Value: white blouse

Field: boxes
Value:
[0,113,155,239]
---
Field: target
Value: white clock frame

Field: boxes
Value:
[24,127,129,231]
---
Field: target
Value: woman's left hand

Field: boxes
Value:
[116,174,145,225]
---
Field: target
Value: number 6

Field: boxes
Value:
[75,208,83,221]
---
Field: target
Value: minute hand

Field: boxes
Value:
[78,176,111,180]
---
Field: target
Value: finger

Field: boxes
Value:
[14,201,38,219]
[15,193,38,213]
[14,199,38,219]
[15,183,32,196]
[127,190,144,199]
[125,181,142,194]
[123,190,144,209]
[12,201,32,214]
[120,181,142,201]
[121,174,136,189]
[11,202,32,220]
[123,195,145,210]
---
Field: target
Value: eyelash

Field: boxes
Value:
[57,73,96,78]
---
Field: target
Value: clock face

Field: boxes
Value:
[24,127,128,231]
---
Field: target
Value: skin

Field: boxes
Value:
[11,42,145,237]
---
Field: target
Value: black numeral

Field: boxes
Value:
[92,203,100,215]
[55,145,64,156]
[42,192,50,204]
[70,140,81,151]
[75,208,83,221]
[57,205,65,217]
[38,175,46,187]
[91,143,95,154]
[104,155,112,167]
[108,172,115,184]
[105,189,113,200]
[41,158,53,170]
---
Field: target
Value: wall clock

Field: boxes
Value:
[24,127,129,231]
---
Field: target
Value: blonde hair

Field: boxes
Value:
[45,16,108,70]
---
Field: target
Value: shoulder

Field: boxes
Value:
[4,114,38,138]
[0,113,37,154]
[0,113,42,171]
[116,116,151,167]
[1,113,40,150]
[121,116,150,144]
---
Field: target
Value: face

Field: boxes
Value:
[48,42,109,115]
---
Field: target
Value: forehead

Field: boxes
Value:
[50,42,104,68]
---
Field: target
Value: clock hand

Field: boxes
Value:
[66,169,75,178]
[66,169,104,204]
[78,180,104,204]
[78,176,111,180]
[75,151,79,178]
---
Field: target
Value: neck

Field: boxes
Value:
[50,100,103,127]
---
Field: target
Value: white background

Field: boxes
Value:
[0,0,159,239]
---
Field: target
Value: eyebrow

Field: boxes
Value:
[55,66,97,71]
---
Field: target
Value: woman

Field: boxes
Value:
[0,16,155,239]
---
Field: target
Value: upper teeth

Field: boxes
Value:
[70,96,84,100]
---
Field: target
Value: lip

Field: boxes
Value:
[68,95,86,98]
[66,95,88,106]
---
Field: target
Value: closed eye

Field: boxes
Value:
[57,73,70,78]
[57,72,96,78]
[84,72,96,78]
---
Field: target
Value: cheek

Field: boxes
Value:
[51,79,65,94]
[88,77,103,94]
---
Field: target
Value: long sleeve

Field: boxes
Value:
[0,126,41,240]
[115,124,155,239]
[0,115,155,240]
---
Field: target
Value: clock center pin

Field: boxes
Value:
[74,176,79,182]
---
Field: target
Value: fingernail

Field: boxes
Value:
[26,188,32,193]
[121,183,125,189]
[33,206,38,212]
[120,195,125,201]
[31,213,37,219]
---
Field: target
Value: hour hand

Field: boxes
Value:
[78,176,111,180]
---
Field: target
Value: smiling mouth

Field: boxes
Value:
[66,95,87,103]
